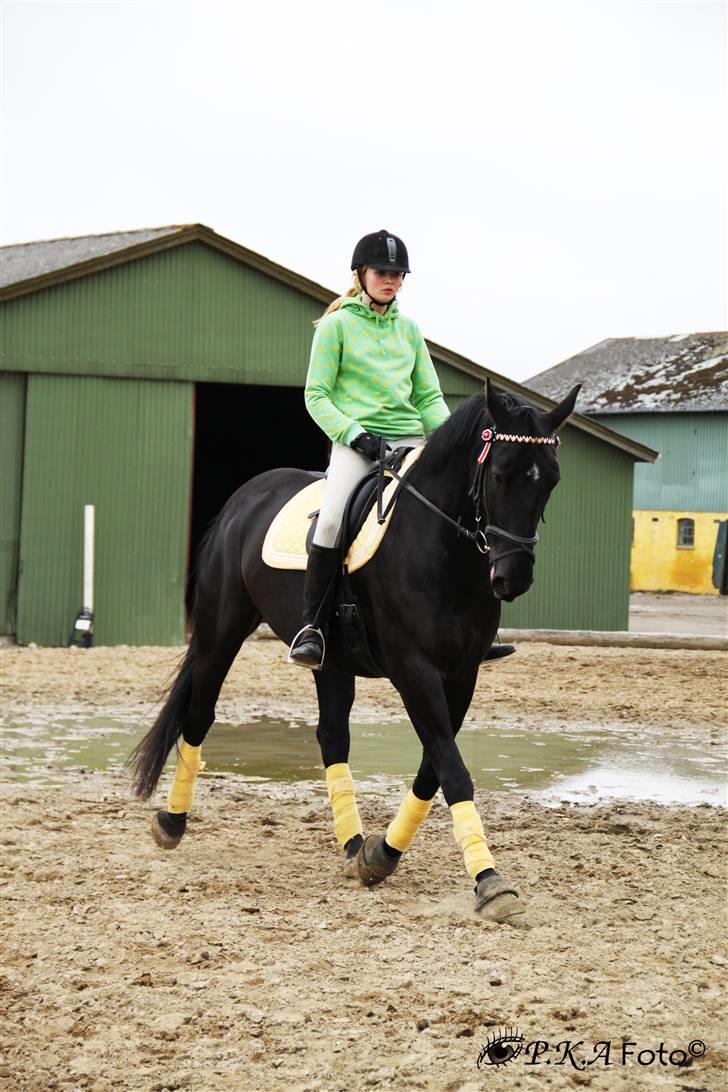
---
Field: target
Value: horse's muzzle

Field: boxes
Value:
[490,563,533,602]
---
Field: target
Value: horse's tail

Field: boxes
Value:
[129,638,197,800]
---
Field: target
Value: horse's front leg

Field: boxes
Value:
[375,663,480,866]
[313,669,363,878]
[364,659,525,924]
[358,659,490,881]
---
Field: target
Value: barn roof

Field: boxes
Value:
[0,224,337,304]
[0,227,182,289]
[0,224,658,462]
[527,334,728,414]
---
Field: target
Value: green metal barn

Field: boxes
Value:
[0,225,656,645]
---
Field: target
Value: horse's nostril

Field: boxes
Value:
[491,575,507,600]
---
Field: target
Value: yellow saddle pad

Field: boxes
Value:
[262,447,423,572]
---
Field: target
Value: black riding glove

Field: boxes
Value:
[350,432,390,461]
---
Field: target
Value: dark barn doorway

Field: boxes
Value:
[187,382,329,610]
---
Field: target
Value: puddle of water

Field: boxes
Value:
[538,763,723,807]
[1,713,725,806]
[1,715,141,782]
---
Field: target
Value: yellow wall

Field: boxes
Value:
[631,510,727,594]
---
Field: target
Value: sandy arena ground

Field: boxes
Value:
[1,640,726,1091]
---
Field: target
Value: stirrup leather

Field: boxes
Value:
[287,624,327,668]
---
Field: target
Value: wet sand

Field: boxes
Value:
[1,642,726,1090]
[2,639,725,737]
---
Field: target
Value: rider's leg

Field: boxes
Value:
[312,434,424,551]
[287,543,341,667]
[482,642,516,663]
[288,435,425,668]
[288,442,370,668]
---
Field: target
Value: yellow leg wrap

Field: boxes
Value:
[325,762,363,847]
[167,742,205,814]
[385,790,433,853]
[450,800,495,879]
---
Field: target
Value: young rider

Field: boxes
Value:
[288,229,450,668]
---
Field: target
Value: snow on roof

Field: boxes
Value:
[527,333,728,413]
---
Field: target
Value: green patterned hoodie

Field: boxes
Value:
[304,294,450,446]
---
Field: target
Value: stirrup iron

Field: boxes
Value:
[287,624,327,669]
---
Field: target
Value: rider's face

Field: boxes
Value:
[362,266,405,303]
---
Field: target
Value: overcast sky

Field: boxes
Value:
[1,0,725,381]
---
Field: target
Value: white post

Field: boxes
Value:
[84,504,95,613]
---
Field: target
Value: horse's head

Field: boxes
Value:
[476,379,581,602]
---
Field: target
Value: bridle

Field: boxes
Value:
[469,427,560,562]
[381,425,560,563]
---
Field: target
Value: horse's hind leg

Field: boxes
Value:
[151,581,261,849]
[313,669,363,878]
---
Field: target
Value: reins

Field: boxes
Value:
[381,425,560,561]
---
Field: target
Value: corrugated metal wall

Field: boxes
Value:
[0,372,26,634]
[593,412,728,512]
[17,374,193,645]
[500,425,634,630]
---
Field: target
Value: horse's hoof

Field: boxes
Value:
[151,810,187,849]
[342,854,360,879]
[357,835,399,887]
[342,834,364,879]
[474,874,528,927]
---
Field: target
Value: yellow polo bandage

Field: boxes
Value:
[450,800,495,879]
[325,763,363,847]
[385,790,433,853]
[167,741,205,814]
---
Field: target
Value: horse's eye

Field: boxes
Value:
[492,472,504,485]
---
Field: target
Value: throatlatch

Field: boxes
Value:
[450,800,495,878]
[386,790,433,852]
[167,741,205,814]
[325,763,363,846]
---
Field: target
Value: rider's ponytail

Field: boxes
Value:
[314,269,363,325]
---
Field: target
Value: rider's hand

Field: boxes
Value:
[350,432,390,461]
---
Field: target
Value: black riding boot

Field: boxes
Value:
[288,544,341,669]
[482,642,516,663]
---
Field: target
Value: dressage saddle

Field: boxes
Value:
[305,445,413,558]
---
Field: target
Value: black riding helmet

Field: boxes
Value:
[351,229,410,273]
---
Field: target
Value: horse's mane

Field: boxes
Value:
[419,390,543,475]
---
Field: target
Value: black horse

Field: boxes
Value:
[132,380,579,924]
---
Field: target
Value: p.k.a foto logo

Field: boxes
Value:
[476,1027,707,1070]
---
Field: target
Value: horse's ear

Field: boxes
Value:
[541,384,581,433]
[484,378,507,426]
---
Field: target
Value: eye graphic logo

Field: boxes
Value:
[477,1027,525,1068]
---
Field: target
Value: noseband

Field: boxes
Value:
[469,427,560,561]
